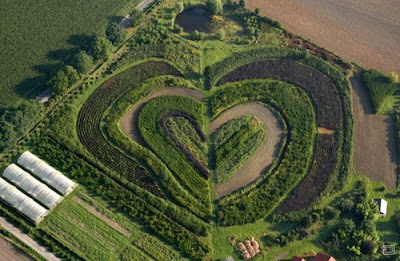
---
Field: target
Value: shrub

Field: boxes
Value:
[206,0,223,15]
[324,207,340,220]
[255,7,261,15]
[176,2,184,13]
[216,29,225,40]
[173,24,184,34]
[73,51,94,74]
[389,71,399,83]
[239,0,247,9]
[130,9,144,27]
[63,65,80,86]
[49,70,69,95]
[190,30,205,41]
[301,215,313,228]
[106,22,126,45]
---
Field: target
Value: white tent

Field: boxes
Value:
[378,199,388,217]
[0,177,49,224]
[17,151,76,196]
[2,164,63,209]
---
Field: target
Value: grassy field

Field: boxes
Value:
[0,0,140,108]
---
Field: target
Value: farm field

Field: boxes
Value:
[1,0,400,260]
[351,74,398,189]
[247,0,400,74]
[0,0,140,108]
[0,236,33,261]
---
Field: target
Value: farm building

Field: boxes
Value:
[314,252,336,261]
[377,199,388,217]
[2,164,63,209]
[17,151,76,196]
[291,257,306,261]
[0,177,49,224]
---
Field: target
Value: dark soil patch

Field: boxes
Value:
[175,6,213,33]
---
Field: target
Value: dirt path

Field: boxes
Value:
[351,74,397,189]
[137,0,155,11]
[120,87,204,145]
[0,236,33,261]
[0,217,60,261]
[248,0,400,74]
[212,103,283,198]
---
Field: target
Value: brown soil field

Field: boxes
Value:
[212,103,283,198]
[0,236,33,261]
[351,74,397,189]
[248,0,400,74]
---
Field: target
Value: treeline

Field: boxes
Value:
[361,69,399,114]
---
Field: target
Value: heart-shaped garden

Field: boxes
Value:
[75,52,349,259]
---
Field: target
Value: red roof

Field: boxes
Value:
[314,253,336,261]
[291,257,306,261]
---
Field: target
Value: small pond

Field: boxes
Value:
[175,6,213,33]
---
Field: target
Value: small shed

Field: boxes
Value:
[378,199,388,217]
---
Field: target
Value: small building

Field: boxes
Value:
[291,257,306,261]
[377,199,388,217]
[314,252,336,261]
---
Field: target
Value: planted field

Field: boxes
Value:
[0,236,33,261]
[0,0,140,108]
[214,116,265,184]
[42,199,129,260]
[77,61,181,197]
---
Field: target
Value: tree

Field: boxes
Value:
[239,0,247,9]
[73,51,94,74]
[91,36,113,61]
[50,70,69,95]
[130,9,144,27]
[255,7,261,15]
[207,0,223,15]
[63,66,80,86]
[106,22,126,45]
[324,206,340,220]
[216,29,225,40]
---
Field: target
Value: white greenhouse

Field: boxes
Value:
[2,164,63,209]
[0,177,49,224]
[17,151,76,196]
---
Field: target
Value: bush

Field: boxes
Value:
[73,51,94,74]
[239,0,247,9]
[190,30,205,41]
[216,29,225,40]
[389,71,399,83]
[255,7,261,15]
[49,70,69,95]
[206,0,223,15]
[173,24,184,34]
[106,22,126,45]
[63,65,80,86]
[130,9,144,27]
[176,2,184,13]
[324,207,340,220]
[301,215,313,228]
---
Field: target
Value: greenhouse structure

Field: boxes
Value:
[2,164,63,209]
[17,151,77,196]
[0,177,49,224]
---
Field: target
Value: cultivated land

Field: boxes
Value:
[0,236,33,261]
[351,74,398,189]
[248,0,400,74]
[0,0,140,108]
[212,103,283,198]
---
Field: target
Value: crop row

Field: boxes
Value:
[161,111,209,179]
[212,80,316,225]
[277,134,338,213]
[77,61,181,197]
[138,96,210,208]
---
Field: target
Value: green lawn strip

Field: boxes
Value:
[212,79,316,225]
[138,96,210,207]
[214,116,264,184]
[167,116,209,166]
[41,199,129,260]
[120,246,154,261]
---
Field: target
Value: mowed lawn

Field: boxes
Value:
[0,0,140,108]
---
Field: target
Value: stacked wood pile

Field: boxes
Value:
[237,237,260,260]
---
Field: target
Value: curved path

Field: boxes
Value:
[121,87,283,198]
[211,103,283,198]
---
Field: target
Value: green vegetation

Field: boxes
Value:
[138,96,210,208]
[206,0,223,15]
[106,22,127,45]
[42,199,129,260]
[167,116,208,166]
[0,0,141,108]
[214,116,264,184]
[361,69,400,114]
